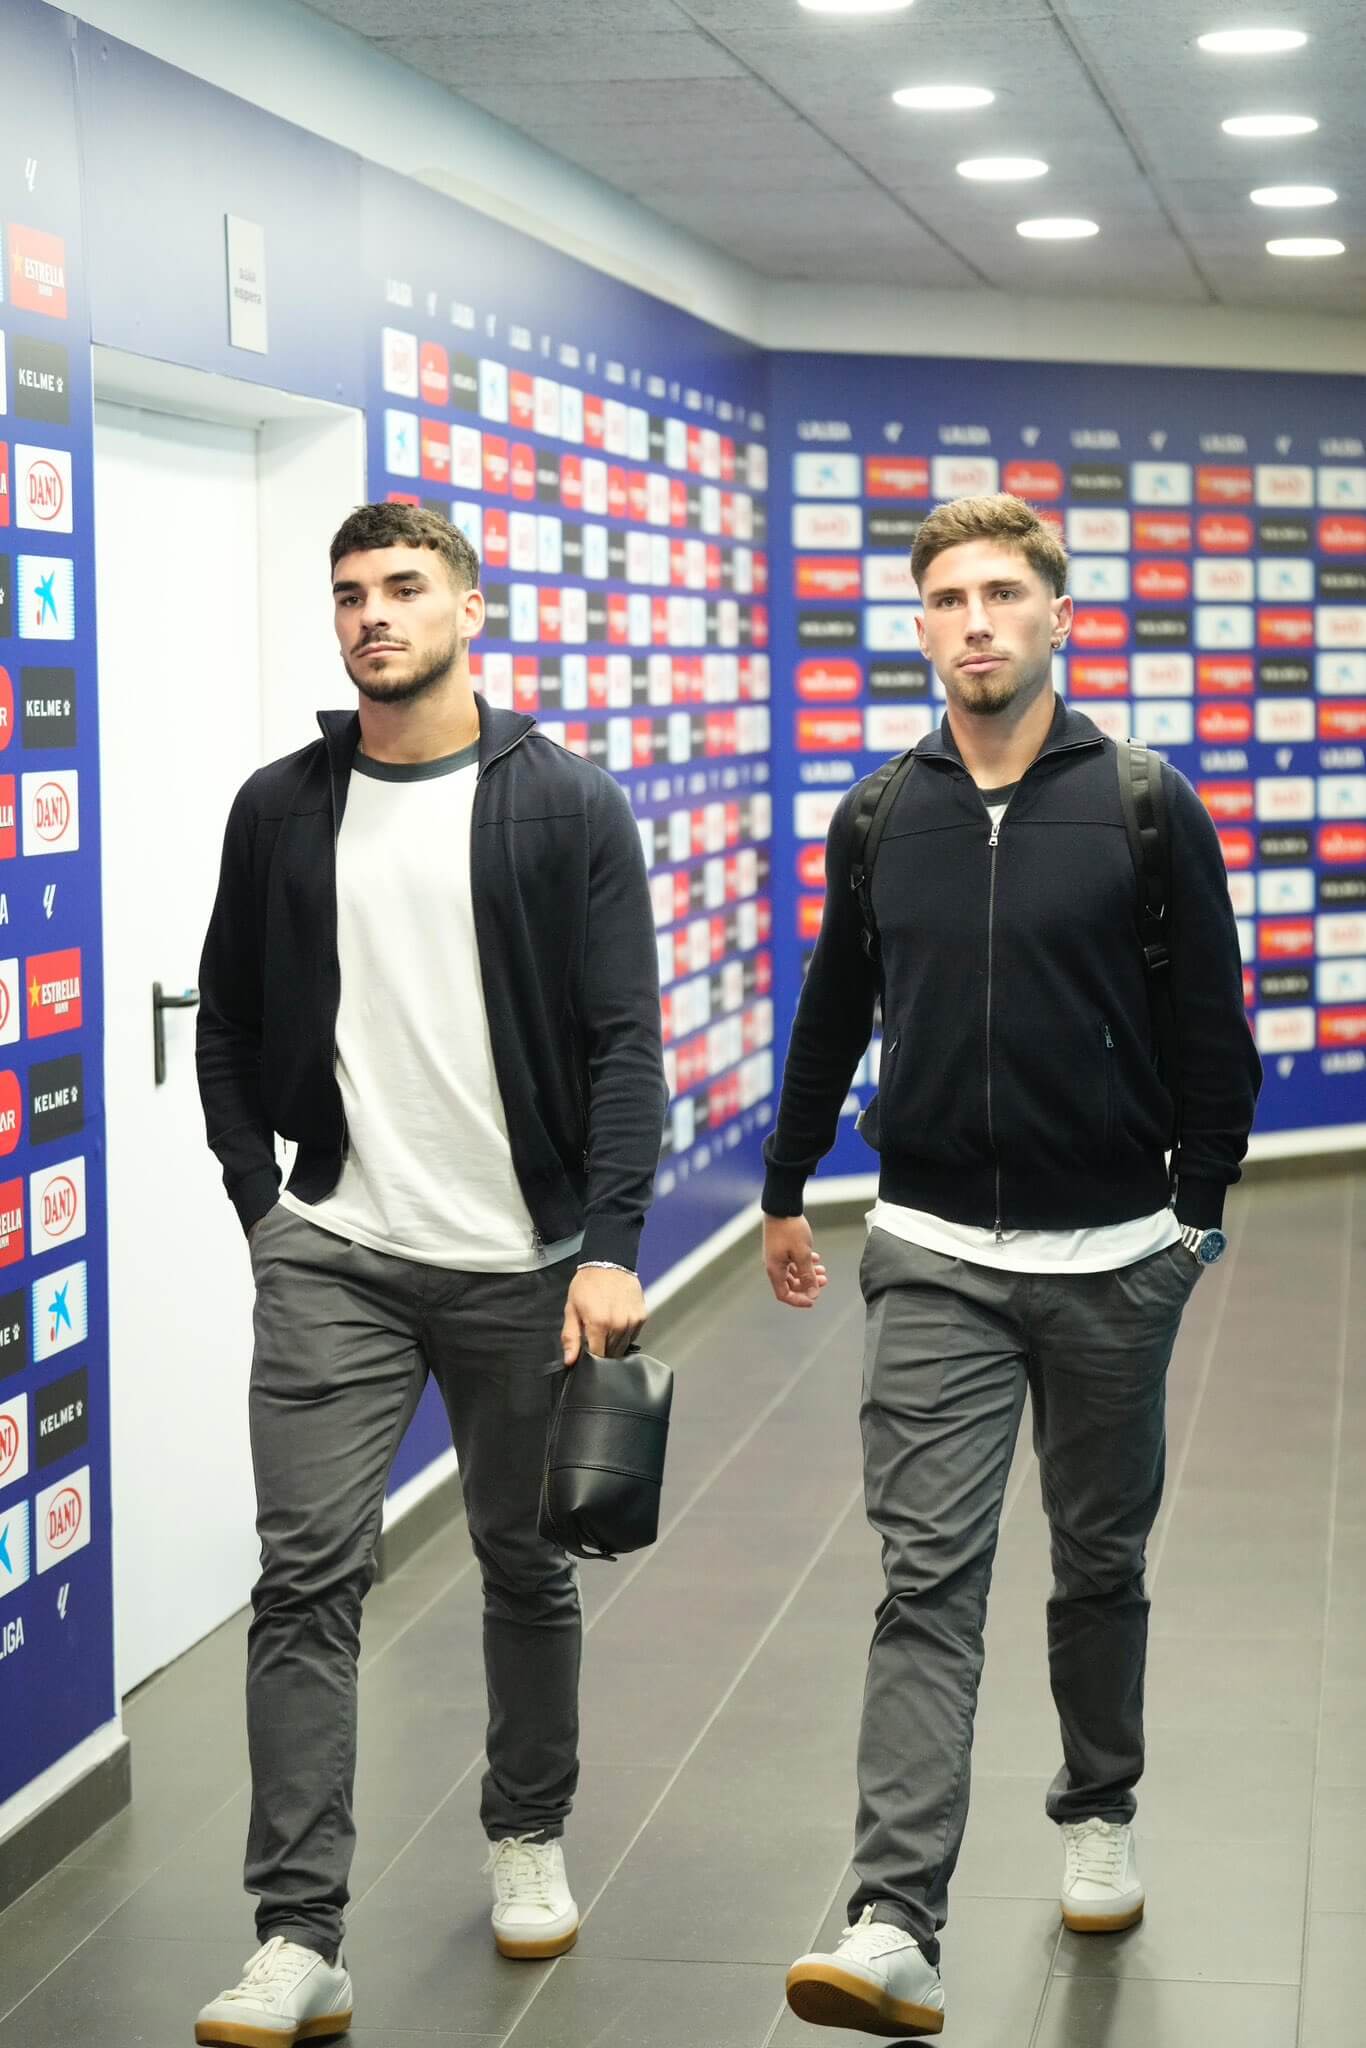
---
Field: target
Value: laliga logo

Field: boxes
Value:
[1021,426,1041,447]
[1276,748,1294,770]
[1149,431,1168,451]
[1277,1056,1295,1078]
[1276,436,1293,455]
[883,422,903,443]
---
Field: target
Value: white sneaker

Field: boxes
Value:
[194,1937,353,2046]
[1060,1817,1145,1932]
[484,1834,580,1959]
[786,1906,945,2037]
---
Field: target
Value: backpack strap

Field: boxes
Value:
[1116,739,1182,1161]
[847,750,918,965]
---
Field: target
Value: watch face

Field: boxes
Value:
[1196,1228,1228,1265]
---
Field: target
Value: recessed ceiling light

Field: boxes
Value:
[1197,27,1308,55]
[1222,113,1319,136]
[799,0,913,12]
[1016,217,1100,240]
[1251,183,1337,206]
[893,84,995,110]
[957,157,1049,181]
[1266,235,1345,256]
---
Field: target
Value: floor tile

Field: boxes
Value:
[1033,1973,1301,2048]
[1053,1835,1305,1984]
[501,1956,784,2047]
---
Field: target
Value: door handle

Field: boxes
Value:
[152,982,199,1086]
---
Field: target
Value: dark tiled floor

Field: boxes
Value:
[0,1170,1359,2045]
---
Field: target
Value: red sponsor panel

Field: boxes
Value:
[710,915,728,964]
[1071,609,1129,650]
[419,342,449,409]
[1199,781,1255,822]
[1217,827,1255,870]
[753,551,770,595]
[756,951,773,995]
[1320,514,1366,554]
[606,467,628,518]
[798,845,827,888]
[660,991,674,1043]
[482,434,509,494]
[560,454,583,510]
[1198,702,1254,743]
[795,556,861,600]
[385,492,419,506]
[8,226,67,319]
[0,1073,20,1157]
[584,394,605,448]
[690,808,708,858]
[865,456,930,498]
[706,711,737,756]
[752,602,770,649]
[1037,509,1065,542]
[0,669,12,751]
[1320,702,1366,741]
[1320,1007,1366,1048]
[757,897,773,941]
[513,658,539,713]
[1134,513,1192,552]
[632,719,653,770]
[1003,460,1064,501]
[588,658,608,709]
[1068,658,1130,698]
[686,426,703,474]
[1197,513,1254,554]
[26,947,82,1037]
[510,443,536,500]
[1258,607,1315,648]
[720,491,736,538]
[1134,559,1192,602]
[607,593,630,644]
[670,478,688,527]
[797,659,862,702]
[725,801,742,846]
[724,854,741,902]
[509,371,535,431]
[797,710,863,753]
[420,421,451,485]
[1320,823,1366,864]
[1242,968,1256,1010]
[673,874,691,923]
[798,895,825,942]
[720,437,736,482]
[651,597,670,646]
[482,506,509,569]
[0,1178,22,1268]
[1195,465,1253,504]
[1258,918,1315,960]
[670,539,688,587]
[1197,655,1255,695]
[538,589,562,643]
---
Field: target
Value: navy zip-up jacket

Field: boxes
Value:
[763,699,1261,1232]
[197,696,668,1270]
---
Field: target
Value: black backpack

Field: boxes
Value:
[845,737,1181,1149]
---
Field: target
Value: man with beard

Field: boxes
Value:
[193,503,667,2046]
[763,495,1259,2036]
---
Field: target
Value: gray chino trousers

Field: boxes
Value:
[244,1204,581,1959]
[849,1226,1201,1962]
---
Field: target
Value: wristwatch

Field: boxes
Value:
[1178,1223,1228,1266]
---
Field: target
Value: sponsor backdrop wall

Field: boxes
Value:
[1,3,113,1809]
[769,352,1366,1181]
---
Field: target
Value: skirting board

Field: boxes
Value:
[0,1722,130,1916]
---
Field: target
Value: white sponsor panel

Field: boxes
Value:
[699,426,720,479]
[699,485,722,537]
[1317,607,1366,648]
[792,451,860,498]
[647,472,671,527]
[22,770,79,857]
[0,1394,28,1493]
[1195,605,1254,650]
[625,592,651,648]
[478,358,508,422]
[1319,913,1366,956]
[1254,464,1313,507]
[17,556,74,641]
[864,606,922,652]
[30,1154,86,1258]
[538,516,565,576]
[533,377,561,438]
[0,962,19,1052]
[932,456,999,498]
[1194,557,1254,602]
[1257,557,1314,601]
[481,652,512,709]
[864,556,920,601]
[629,408,651,463]
[559,384,584,444]
[665,418,687,471]
[625,531,652,585]
[1255,776,1314,821]
[1254,1007,1315,1053]
[508,512,537,572]
[450,501,481,554]
[1319,653,1366,695]
[604,398,628,455]
[1132,652,1194,697]
[36,1464,90,1574]
[15,445,73,533]
[560,588,586,643]
[1318,466,1366,508]
[1318,958,1366,1003]
[606,720,631,773]
[383,409,418,477]
[583,524,609,580]
[0,1502,30,1600]
[381,327,418,397]
[796,792,842,840]
[1084,702,1132,745]
[866,705,933,752]
[1133,702,1193,747]
[561,655,587,710]
[1070,557,1130,601]
[581,458,608,516]
[450,425,482,491]
[1257,869,1315,914]
[1130,462,1192,505]
[509,584,539,643]
[1065,508,1130,553]
[747,442,769,491]
[1320,775,1366,818]
[1255,699,1315,744]
[1226,873,1255,918]
[1235,918,1255,962]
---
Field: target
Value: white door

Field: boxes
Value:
[95,404,265,1694]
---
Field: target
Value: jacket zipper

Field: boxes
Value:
[986,814,1003,1240]
[327,759,349,1163]
[1102,1018,1116,1153]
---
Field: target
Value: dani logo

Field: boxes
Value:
[21,769,78,856]
[15,446,71,532]
[0,1393,27,1488]
[36,1464,90,1573]
[29,1155,85,1257]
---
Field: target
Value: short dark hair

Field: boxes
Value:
[329,503,480,589]
[912,492,1069,597]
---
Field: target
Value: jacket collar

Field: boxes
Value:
[316,695,536,777]
[914,692,1104,769]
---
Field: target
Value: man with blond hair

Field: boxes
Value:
[764,494,1259,2036]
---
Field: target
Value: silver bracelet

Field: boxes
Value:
[577,1259,635,1275]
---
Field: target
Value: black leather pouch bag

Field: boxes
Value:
[538,1348,674,1562]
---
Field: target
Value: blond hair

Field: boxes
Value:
[911,493,1068,597]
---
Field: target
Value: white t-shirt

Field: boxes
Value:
[281,740,583,1271]
[868,781,1178,1275]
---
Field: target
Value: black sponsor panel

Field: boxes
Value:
[1134,611,1191,644]
[1322,872,1366,905]
[538,660,562,713]
[689,713,708,760]
[648,416,666,461]
[536,454,560,503]
[686,488,703,528]
[482,583,510,633]
[737,607,754,646]
[1258,517,1311,552]
[585,595,608,639]
[798,611,860,647]
[0,1290,25,1383]
[13,338,71,426]
[1258,829,1312,864]
[721,553,735,592]
[868,660,930,697]
[631,661,650,705]
[1259,969,1313,1004]
[0,557,10,638]
[1258,659,1313,693]
[561,523,584,572]
[1069,463,1127,502]
[450,353,479,410]
[1321,565,1366,598]
[20,668,76,750]
[28,1054,83,1146]
[751,501,768,543]
[587,725,609,767]
[420,498,450,523]
[704,604,720,648]
[868,512,922,550]
[35,1366,88,1470]
[607,535,627,578]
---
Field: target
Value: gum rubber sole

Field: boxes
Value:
[494,1922,580,1960]
[1061,1899,1145,1933]
[785,1961,944,2037]
[193,2014,352,2047]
